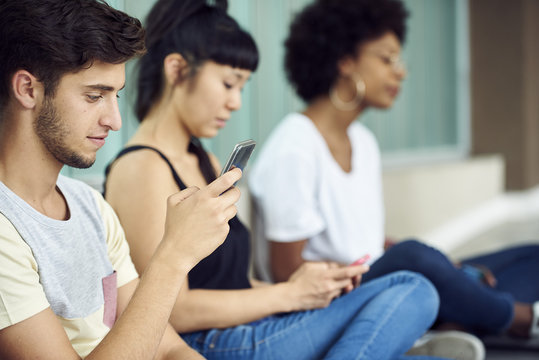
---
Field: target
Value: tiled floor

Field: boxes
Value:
[448,218,539,360]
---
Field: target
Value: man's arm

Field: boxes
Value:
[117,279,204,360]
[0,309,81,359]
[0,169,241,359]
[0,257,194,360]
[0,253,192,360]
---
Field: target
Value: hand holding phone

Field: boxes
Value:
[220,139,256,177]
[343,254,370,294]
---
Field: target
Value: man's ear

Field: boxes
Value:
[11,70,43,109]
[163,53,190,85]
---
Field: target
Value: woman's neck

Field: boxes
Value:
[303,97,362,136]
[131,100,192,156]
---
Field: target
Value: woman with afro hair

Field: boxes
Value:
[250,0,539,351]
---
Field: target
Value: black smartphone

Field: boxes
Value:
[219,139,256,176]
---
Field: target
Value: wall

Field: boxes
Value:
[383,155,505,251]
[470,0,539,190]
[64,0,472,193]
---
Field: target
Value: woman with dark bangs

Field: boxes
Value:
[104,0,446,359]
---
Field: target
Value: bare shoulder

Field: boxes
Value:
[105,149,178,206]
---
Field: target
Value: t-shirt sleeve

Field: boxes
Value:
[250,143,326,242]
[0,215,49,329]
[92,191,138,288]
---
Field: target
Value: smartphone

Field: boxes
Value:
[219,139,256,176]
[350,254,370,266]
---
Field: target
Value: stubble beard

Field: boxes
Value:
[34,96,96,169]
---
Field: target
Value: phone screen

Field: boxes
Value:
[219,139,256,176]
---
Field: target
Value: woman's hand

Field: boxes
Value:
[284,262,369,311]
[479,265,497,287]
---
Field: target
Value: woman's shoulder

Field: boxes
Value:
[105,146,179,198]
[265,112,322,152]
[279,112,317,133]
[110,146,173,177]
[350,121,380,148]
[250,113,320,181]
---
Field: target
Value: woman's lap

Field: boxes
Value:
[181,271,442,360]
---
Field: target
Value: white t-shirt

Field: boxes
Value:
[249,112,385,281]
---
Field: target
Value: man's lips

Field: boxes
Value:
[88,134,108,147]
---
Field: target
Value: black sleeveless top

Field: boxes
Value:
[104,138,252,290]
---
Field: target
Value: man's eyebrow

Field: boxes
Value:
[84,84,126,92]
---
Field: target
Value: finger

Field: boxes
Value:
[218,185,241,205]
[332,278,354,291]
[329,289,343,301]
[222,204,238,222]
[342,283,354,295]
[168,186,200,205]
[326,261,341,269]
[485,274,497,287]
[331,265,369,280]
[353,274,362,287]
[207,168,242,197]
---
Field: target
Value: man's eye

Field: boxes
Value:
[224,82,233,89]
[87,95,103,102]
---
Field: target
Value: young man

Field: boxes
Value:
[0,1,242,359]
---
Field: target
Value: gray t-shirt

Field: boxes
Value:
[0,175,113,318]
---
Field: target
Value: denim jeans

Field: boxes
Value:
[363,240,539,334]
[181,271,446,360]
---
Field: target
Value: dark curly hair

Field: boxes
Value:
[285,0,408,103]
[135,0,259,121]
[0,0,146,112]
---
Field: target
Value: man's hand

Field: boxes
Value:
[161,168,242,270]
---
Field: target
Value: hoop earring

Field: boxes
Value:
[329,76,366,111]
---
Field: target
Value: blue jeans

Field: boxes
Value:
[363,240,539,334]
[181,271,445,360]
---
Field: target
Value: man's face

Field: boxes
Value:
[34,61,125,168]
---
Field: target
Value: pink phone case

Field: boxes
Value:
[350,254,370,266]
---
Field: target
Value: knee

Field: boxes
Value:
[394,239,428,255]
[418,275,440,325]
[387,270,438,299]
[387,240,447,272]
[389,270,440,319]
[416,273,440,311]
[408,271,440,320]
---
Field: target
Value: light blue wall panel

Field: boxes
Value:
[65,0,469,185]
[362,0,466,161]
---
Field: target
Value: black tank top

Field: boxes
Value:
[104,138,251,290]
